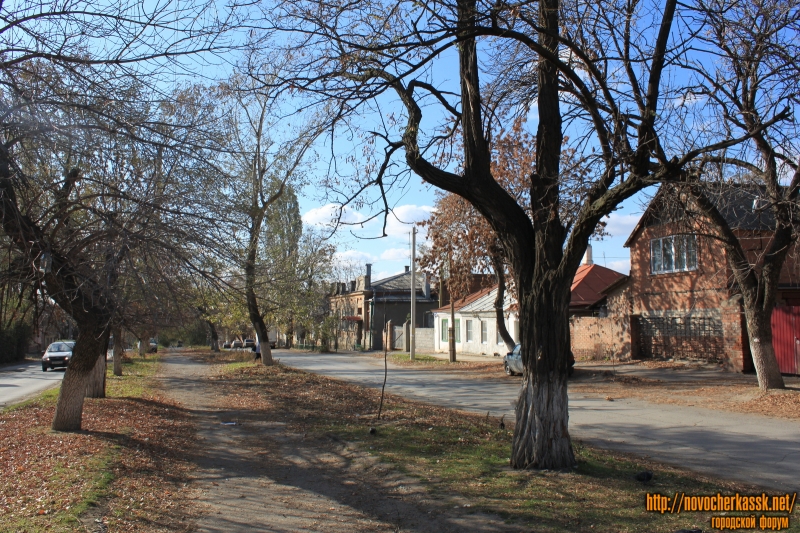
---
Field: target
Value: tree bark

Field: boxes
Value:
[511,277,575,469]
[85,333,109,398]
[207,320,220,352]
[112,326,123,376]
[491,251,515,352]
[743,300,785,390]
[245,244,275,365]
[52,321,108,430]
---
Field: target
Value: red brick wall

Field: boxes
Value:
[630,223,731,314]
[570,316,631,361]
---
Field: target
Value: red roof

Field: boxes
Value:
[569,264,627,309]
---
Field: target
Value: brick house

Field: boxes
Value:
[624,185,800,372]
[328,264,438,350]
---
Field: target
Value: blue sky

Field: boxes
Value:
[299,180,654,283]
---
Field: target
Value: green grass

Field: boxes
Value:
[106,355,160,397]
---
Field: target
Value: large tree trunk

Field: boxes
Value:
[85,333,109,398]
[207,320,220,352]
[112,327,123,376]
[512,277,575,469]
[743,303,785,390]
[52,321,108,431]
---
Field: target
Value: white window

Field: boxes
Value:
[480,320,487,343]
[441,318,448,342]
[651,235,697,274]
[466,320,473,342]
[454,318,461,343]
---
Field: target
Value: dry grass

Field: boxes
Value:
[0,357,200,533]
[207,358,798,533]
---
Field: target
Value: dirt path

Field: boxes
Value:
[158,354,524,533]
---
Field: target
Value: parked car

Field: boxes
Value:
[231,339,243,349]
[503,344,575,377]
[149,339,158,353]
[222,341,232,349]
[244,338,255,349]
[42,341,75,372]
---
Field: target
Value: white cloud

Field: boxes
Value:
[603,212,641,238]
[372,269,405,282]
[334,250,376,264]
[302,203,366,228]
[380,247,410,261]
[383,204,434,237]
[606,259,631,275]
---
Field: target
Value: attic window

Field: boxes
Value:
[651,235,697,274]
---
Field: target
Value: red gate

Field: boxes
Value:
[770,306,800,375]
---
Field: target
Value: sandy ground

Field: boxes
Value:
[158,354,526,533]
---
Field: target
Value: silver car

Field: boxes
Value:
[42,341,75,372]
[503,344,524,376]
[503,344,575,377]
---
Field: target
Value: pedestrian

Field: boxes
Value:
[254,340,261,361]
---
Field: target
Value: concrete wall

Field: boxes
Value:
[415,327,435,352]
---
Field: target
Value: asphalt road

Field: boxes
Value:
[0,359,64,408]
[276,350,800,491]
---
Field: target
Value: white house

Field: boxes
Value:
[432,286,519,356]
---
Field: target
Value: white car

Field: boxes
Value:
[42,341,75,372]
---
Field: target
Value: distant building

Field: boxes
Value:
[328,264,439,350]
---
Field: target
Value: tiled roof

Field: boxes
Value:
[625,183,779,247]
[569,264,627,309]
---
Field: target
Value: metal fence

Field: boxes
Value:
[635,315,724,361]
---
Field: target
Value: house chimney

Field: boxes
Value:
[582,244,594,265]
[424,273,430,299]
[405,265,410,273]
[350,280,356,292]
[365,263,372,289]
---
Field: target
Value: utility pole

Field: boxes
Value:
[449,289,456,362]
[448,256,456,362]
[410,226,416,360]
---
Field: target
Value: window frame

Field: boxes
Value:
[480,320,487,344]
[454,318,461,343]
[650,235,698,274]
[441,318,448,342]
[465,319,473,342]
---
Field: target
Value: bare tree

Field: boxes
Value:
[0,0,246,430]
[669,0,800,390]
[216,71,323,364]
[259,0,790,469]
